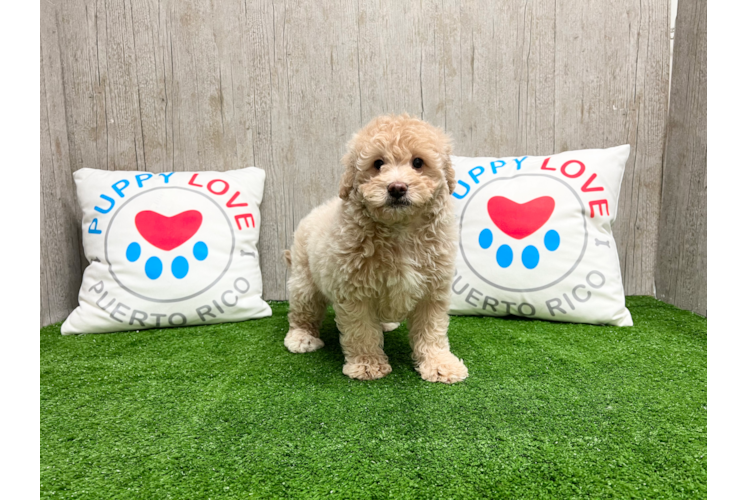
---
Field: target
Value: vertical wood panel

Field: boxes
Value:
[263,0,363,298]
[41,5,83,325]
[40,0,673,326]
[41,50,54,327]
[555,0,671,296]
[656,0,707,316]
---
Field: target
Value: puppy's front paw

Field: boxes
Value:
[343,355,392,380]
[381,322,400,332]
[417,351,468,384]
[284,329,324,353]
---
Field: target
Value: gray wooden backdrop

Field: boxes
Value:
[656,0,706,316]
[41,0,674,327]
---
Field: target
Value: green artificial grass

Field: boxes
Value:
[41,296,706,499]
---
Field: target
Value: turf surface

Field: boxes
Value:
[41,296,706,499]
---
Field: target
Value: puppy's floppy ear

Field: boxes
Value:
[444,156,456,194]
[339,149,357,199]
[442,140,456,194]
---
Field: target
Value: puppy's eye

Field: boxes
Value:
[412,158,424,169]
[373,159,384,170]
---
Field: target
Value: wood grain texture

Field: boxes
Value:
[41,5,84,326]
[40,0,672,326]
[555,0,671,296]
[656,0,707,316]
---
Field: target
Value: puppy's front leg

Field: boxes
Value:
[334,301,392,380]
[408,298,468,384]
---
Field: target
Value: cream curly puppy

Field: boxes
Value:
[283,114,468,384]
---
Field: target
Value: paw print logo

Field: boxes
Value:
[126,240,209,279]
[125,210,208,280]
[459,174,588,293]
[105,187,235,303]
[477,196,560,269]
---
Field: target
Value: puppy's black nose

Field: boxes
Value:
[388,182,408,199]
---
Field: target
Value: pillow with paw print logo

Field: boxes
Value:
[61,167,271,334]
[449,145,633,326]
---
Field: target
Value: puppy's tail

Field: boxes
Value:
[283,249,292,267]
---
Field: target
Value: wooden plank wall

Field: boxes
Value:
[656,0,707,316]
[40,0,671,326]
[41,5,83,327]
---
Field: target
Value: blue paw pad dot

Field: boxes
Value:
[145,256,163,280]
[126,242,141,262]
[496,244,513,268]
[172,256,189,279]
[522,245,540,269]
[479,229,493,249]
[544,230,560,251]
[193,241,208,261]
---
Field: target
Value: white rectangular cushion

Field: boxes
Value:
[449,145,633,326]
[61,167,271,334]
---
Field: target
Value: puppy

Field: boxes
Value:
[283,114,468,384]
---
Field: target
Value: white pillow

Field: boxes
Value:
[61,167,271,334]
[449,145,633,326]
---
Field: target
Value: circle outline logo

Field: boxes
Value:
[104,186,235,303]
[458,173,588,292]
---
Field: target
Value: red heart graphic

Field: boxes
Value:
[135,210,203,251]
[487,196,555,239]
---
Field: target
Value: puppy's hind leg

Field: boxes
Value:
[285,264,327,354]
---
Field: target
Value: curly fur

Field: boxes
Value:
[284,114,468,383]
